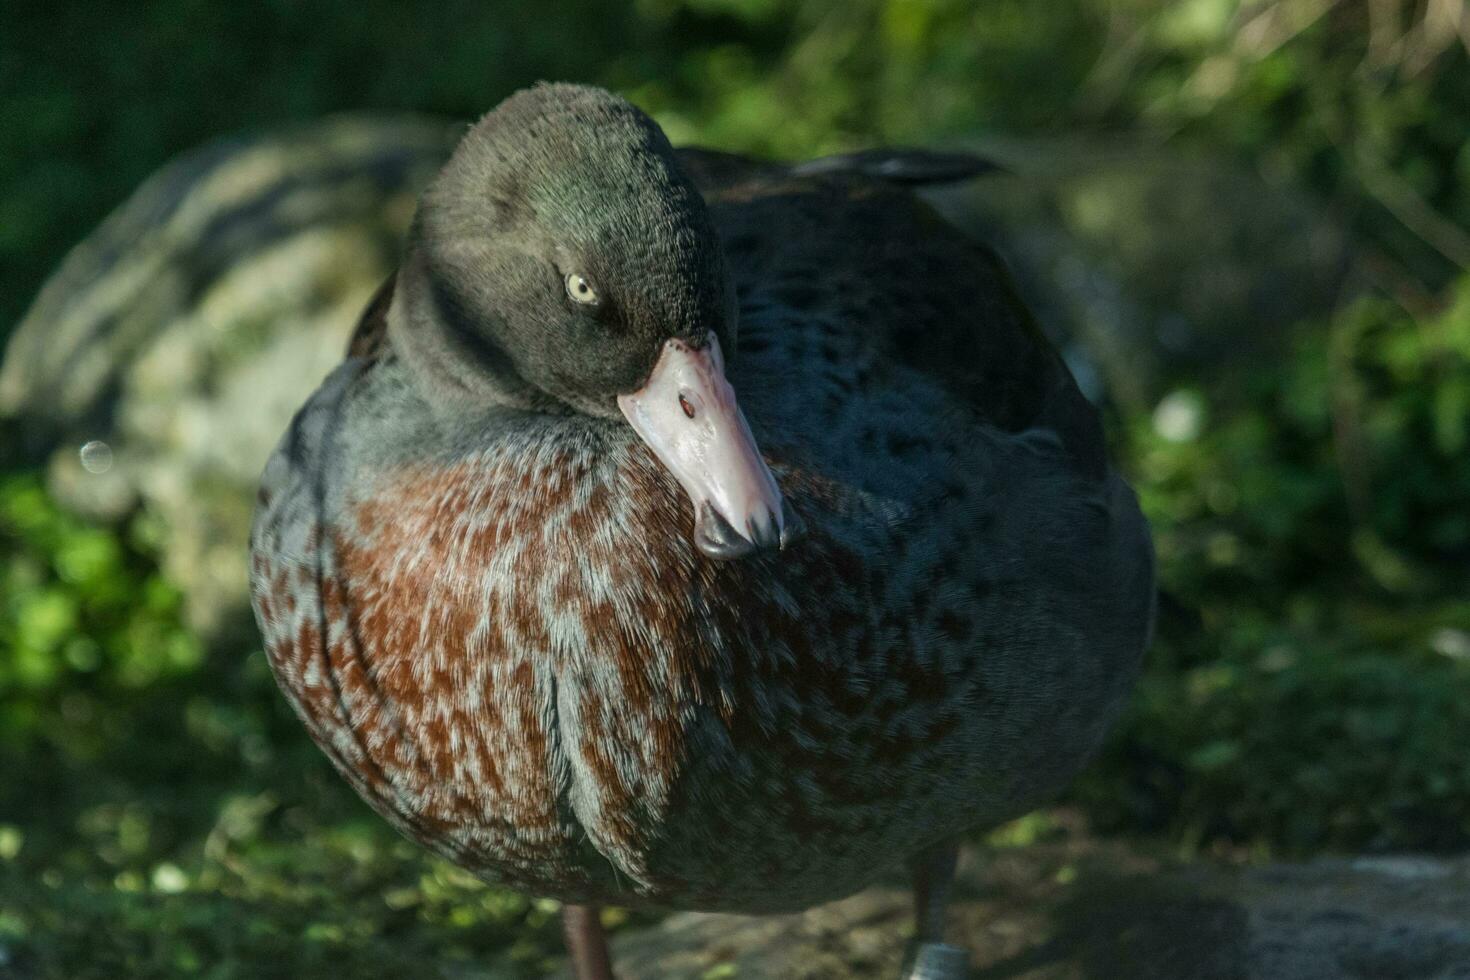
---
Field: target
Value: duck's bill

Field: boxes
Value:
[617,336,801,560]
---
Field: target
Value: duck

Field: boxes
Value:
[248,82,1156,980]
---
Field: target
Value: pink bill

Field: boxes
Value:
[618,336,798,559]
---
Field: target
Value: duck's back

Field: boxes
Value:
[249,149,1155,914]
[678,148,1106,473]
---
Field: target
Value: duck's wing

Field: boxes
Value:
[677,146,1106,480]
[677,147,1004,190]
[789,147,1006,184]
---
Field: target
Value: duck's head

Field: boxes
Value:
[390,83,796,560]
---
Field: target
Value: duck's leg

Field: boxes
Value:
[902,843,969,980]
[562,904,615,980]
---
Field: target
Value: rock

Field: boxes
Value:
[564,837,1470,979]
[0,116,459,636]
[924,137,1356,413]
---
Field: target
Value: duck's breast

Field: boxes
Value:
[251,342,1152,912]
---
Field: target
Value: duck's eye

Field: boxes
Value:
[565,272,598,306]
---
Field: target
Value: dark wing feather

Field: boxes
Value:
[676,146,1002,190]
[676,147,1106,478]
[790,147,1005,184]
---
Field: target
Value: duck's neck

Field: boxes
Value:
[387,251,574,422]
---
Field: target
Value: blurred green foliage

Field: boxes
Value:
[1076,282,1470,852]
[3,0,1469,975]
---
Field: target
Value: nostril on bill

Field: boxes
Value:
[678,393,696,419]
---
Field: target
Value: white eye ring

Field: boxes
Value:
[565,272,598,305]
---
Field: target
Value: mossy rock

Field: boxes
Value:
[0,116,458,636]
[929,137,1355,413]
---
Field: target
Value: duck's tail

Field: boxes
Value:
[790,147,1005,185]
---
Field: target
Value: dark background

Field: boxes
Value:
[2,1,1468,975]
